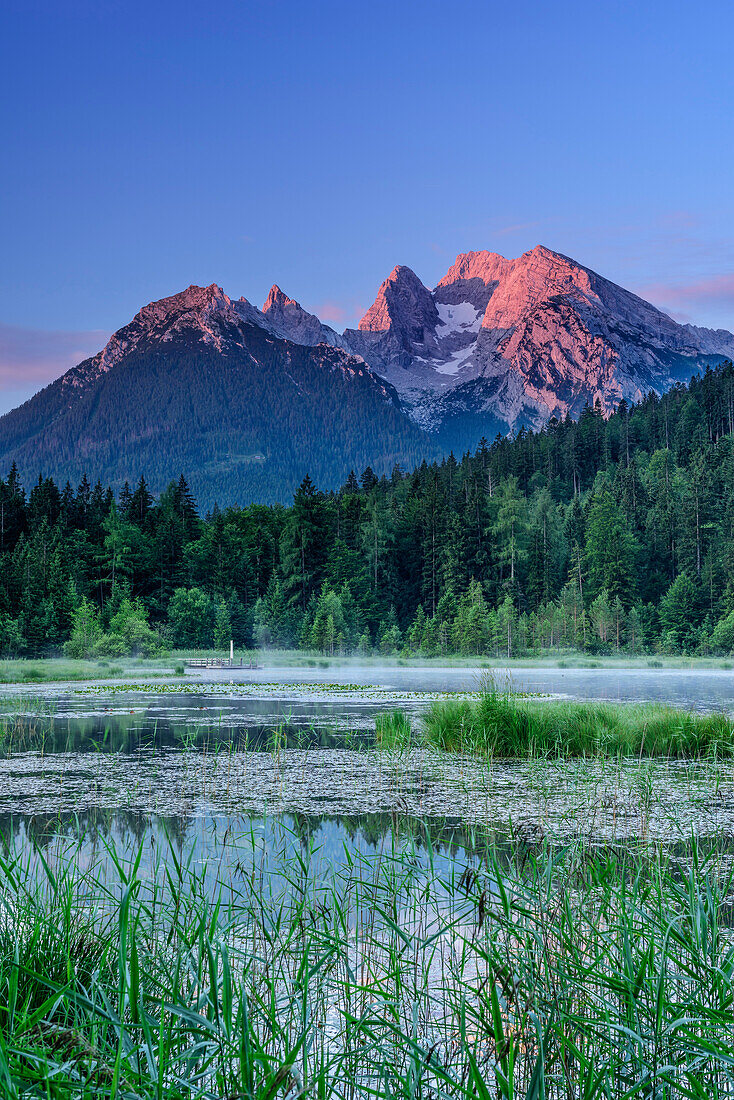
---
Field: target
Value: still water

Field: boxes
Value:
[2,663,734,870]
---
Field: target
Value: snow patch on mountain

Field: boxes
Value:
[436,301,483,336]
[434,346,476,376]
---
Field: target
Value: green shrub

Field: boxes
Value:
[90,633,128,658]
[711,608,734,654]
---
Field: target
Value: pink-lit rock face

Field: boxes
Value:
[357,265,439,336]
[343,266,443,383]
[53,245,734,444]
[347,245,734,431]
[436,249,513,290]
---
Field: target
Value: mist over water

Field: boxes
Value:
[2,662,734,869]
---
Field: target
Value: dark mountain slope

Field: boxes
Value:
[0,304,436,506]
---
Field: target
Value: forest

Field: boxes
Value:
[2,361,734,660]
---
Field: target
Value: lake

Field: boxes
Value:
[2,662,734,876]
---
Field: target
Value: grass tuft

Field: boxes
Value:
[375,709,412,747]
[424,690,734,757]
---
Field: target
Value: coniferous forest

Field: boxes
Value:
[3,363,734,661]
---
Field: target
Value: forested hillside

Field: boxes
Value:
[2,363,734,659]
[0,312,437,506]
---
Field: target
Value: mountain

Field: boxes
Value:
[0,285,436,507]
[2,245,733,505]
[345,246,734,445]
[260,284,342,348]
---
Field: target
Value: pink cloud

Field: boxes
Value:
[0,323,107,379]
[655,210,701,232]
[311,299,365,327]
[0,323,108,414]
[636,273,734,323]
[495,221,542,237]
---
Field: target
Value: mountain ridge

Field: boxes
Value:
[344,245,734,434]
[0,287,433,506]
[1,244,733,504]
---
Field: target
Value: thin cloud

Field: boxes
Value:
[495,221,542,237]
[311,299,365,328]
[637,273,734,324]
[655,210,701,231]
[0,323,108,390]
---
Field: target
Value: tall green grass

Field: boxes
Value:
[424,691,734,757]
[375,708,412,747]
[1,825,734,1096]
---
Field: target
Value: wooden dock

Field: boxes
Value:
[185,658,263,669]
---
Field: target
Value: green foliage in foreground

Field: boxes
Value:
[1,829,734,1096]
[423,692,734,757]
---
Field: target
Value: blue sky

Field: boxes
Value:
[2,0,734,412]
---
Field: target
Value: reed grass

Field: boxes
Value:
[1,823,734,1096]
[423,691,734,758]
[375,708,412,747]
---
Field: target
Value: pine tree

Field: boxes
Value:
[213,599,232,650]
[493,477,527,584]
[130,476,154,526]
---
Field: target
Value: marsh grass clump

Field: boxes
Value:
[424,690,734,758]
[375,709,412,747]
[0,700,55,757]
[20,667,44,682]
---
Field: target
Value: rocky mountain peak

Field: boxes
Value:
[480,246,599,332]
[262,284,298,313]
[436,250,512,290]
[358,265,438,335]
[130,283,232,328]
[88,284,236,377]
[261,284,341,348]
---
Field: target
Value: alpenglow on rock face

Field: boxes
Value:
[345,245,734,439]
[1,244,733,505]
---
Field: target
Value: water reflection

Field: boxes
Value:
[0,809,498,911]
[4,665,734,760]
[0,708,369,756]
[1,743,733,846]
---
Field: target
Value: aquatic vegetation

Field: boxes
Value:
[2,824,734,1096]
[374,708,412,747]
[72,680,500,704]
[424,691,734,758]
